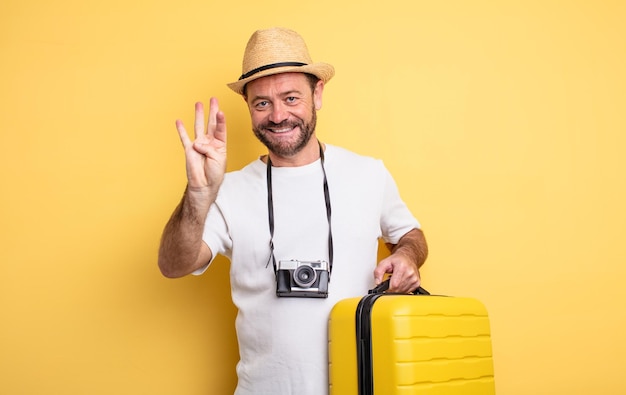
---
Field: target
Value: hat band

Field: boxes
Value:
[238,62,307,81]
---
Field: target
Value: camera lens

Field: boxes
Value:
[293,265,317,288]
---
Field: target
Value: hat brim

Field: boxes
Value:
[227,62,335,95]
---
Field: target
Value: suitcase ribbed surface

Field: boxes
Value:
[329,295,495,395]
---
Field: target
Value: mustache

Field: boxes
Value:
[259,119,303,130]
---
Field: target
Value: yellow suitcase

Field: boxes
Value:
[328,281,495,394]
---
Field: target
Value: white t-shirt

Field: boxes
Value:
[197,145,420,395]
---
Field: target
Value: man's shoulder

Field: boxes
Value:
[326,144,385,170]
[220,159,264,191]
[225,158,264,177]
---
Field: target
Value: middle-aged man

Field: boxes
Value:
[158,27,428,395]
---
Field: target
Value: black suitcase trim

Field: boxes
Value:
[355,280,431,395]
[355,293,383,395]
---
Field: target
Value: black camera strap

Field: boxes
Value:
[266,141,334,279]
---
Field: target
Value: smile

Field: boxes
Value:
[267,125,298,134]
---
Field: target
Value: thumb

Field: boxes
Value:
[373,261,392,285]
[193,141,211,155]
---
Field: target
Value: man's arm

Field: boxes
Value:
[374,228,428,293]
[158,98,226,278]
[158,187,214,278]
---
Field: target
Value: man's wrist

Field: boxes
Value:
[181,186,214,224]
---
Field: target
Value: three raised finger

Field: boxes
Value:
[176,99,227,151]
[175,119,192,148]
[194,102,205,140]
[207,97,227,145]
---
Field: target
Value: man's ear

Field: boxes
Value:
[313,80,324,111]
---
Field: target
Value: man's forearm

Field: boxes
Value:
[387,228,428,269]
[158,187,213,278]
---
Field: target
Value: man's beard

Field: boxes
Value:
[252,107,317,157]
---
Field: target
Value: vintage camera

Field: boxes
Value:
[276,259,329,298]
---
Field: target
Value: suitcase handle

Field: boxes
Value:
[368,279,430,295]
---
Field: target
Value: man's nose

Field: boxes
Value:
[269,102,288,124]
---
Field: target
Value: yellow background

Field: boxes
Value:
[1,1,625,394]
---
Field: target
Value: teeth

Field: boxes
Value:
[271,127,293,133]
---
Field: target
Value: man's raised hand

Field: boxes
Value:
[175,98,227,194]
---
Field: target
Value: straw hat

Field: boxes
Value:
[227,27,335,95]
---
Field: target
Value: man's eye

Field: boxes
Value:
[256,101,269,109]
[286,97,297,104]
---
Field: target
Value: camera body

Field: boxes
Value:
[276,259,329,298]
